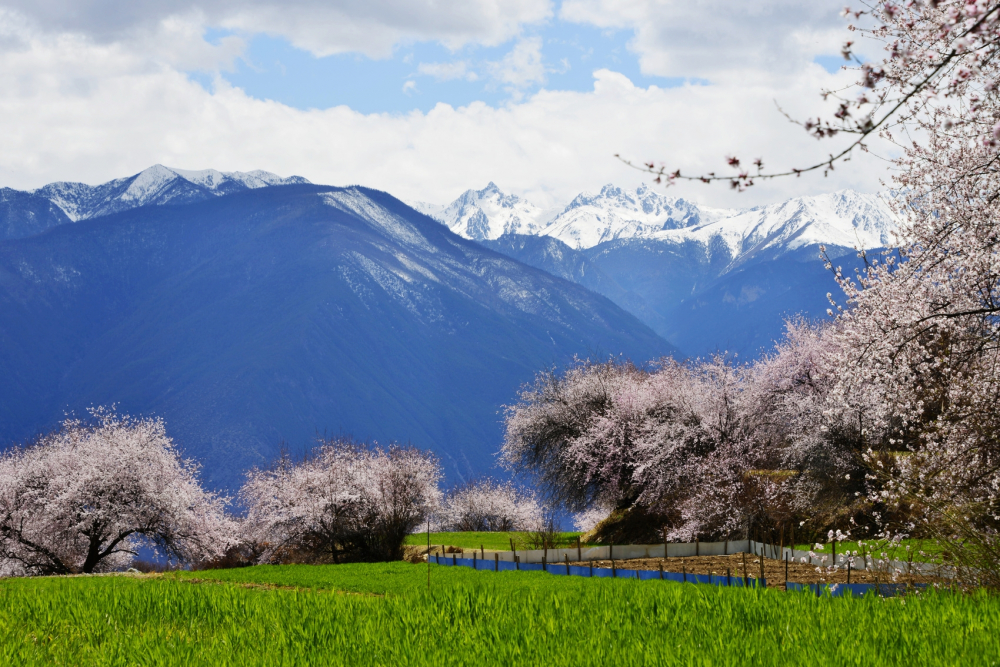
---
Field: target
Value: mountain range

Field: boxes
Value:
[0,165,309,241]
[0,166,901,489]
[417,183,898,356]
[0,170,670,489]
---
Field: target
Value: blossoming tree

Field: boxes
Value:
[239,438,441,564]
[437,479,544,532]
[0,409,232,576]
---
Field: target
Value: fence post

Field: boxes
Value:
[724,539,728,556]
[659,562,664,580]
[452,554,456,566]
[473,552,477,568]
[544,546,548,568]
[847,560,851,584]
[542,555,547,572]
[495,553,499,572]
[727,568,731,587]
[565,553,571,575]
[682,564,686,583]
[612,559,616,578]
[589,562,593,577]
[577,536,582,562]
[785,552,789,587]
[759,549,765,583]
[481,544,485,559]
[742,553,748,586]
[516,556,520,571]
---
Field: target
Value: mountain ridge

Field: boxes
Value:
[0,182,673,488]
[0,165,309,241]
[425,183,898,357]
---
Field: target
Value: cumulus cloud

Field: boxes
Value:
[0,0,553,58]
[0,0,896,213]
[0,22,891,211]
[560,0,854,82]
[487,36,546,92]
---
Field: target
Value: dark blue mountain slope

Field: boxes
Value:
[0,184,673,489]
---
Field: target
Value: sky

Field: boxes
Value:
[0,0,892,209]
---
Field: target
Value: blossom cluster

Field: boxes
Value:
[435,479,544,533]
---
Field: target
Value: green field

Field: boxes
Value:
[408,531,948,566]
[404,530,589,551]
[1,562,998,665]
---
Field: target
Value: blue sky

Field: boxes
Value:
[197,22,706,114]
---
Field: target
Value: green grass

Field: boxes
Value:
[1,562,999,665]
[403,530,590,551]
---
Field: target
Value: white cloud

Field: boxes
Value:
[487,36,545,91]
[0,0,553,58]
[560,0,856,83]
[0,25,892,212]
[417,61,478,82]
[402,80,417,94]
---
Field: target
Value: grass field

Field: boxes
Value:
[1,561,998,665]
[403,530,589,551]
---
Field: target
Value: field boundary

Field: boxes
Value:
[432,554,936,597]
[430,553,765,588]
[439,539,954,578]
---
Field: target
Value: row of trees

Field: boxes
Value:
[0,410,544,576]
[507,0,1000,582]
[501,323,879,546]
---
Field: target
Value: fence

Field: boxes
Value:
[431,553,929,597]
[431,554,764,588]
[442,539,953,578]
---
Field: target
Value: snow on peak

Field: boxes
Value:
[419,182,901,264]
[119,165,183,203]
[170,167,310,190]
[425,183,558,241]
[28,165,311,221]
[544,183,728,249]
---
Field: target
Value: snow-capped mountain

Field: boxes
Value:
[422,182,559,241]
[36,165,310,221]
[542,184,730,249]
[651,189,898,265]
[432,183,901,357]
[424,182,898,262]
[0,165,309,241]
